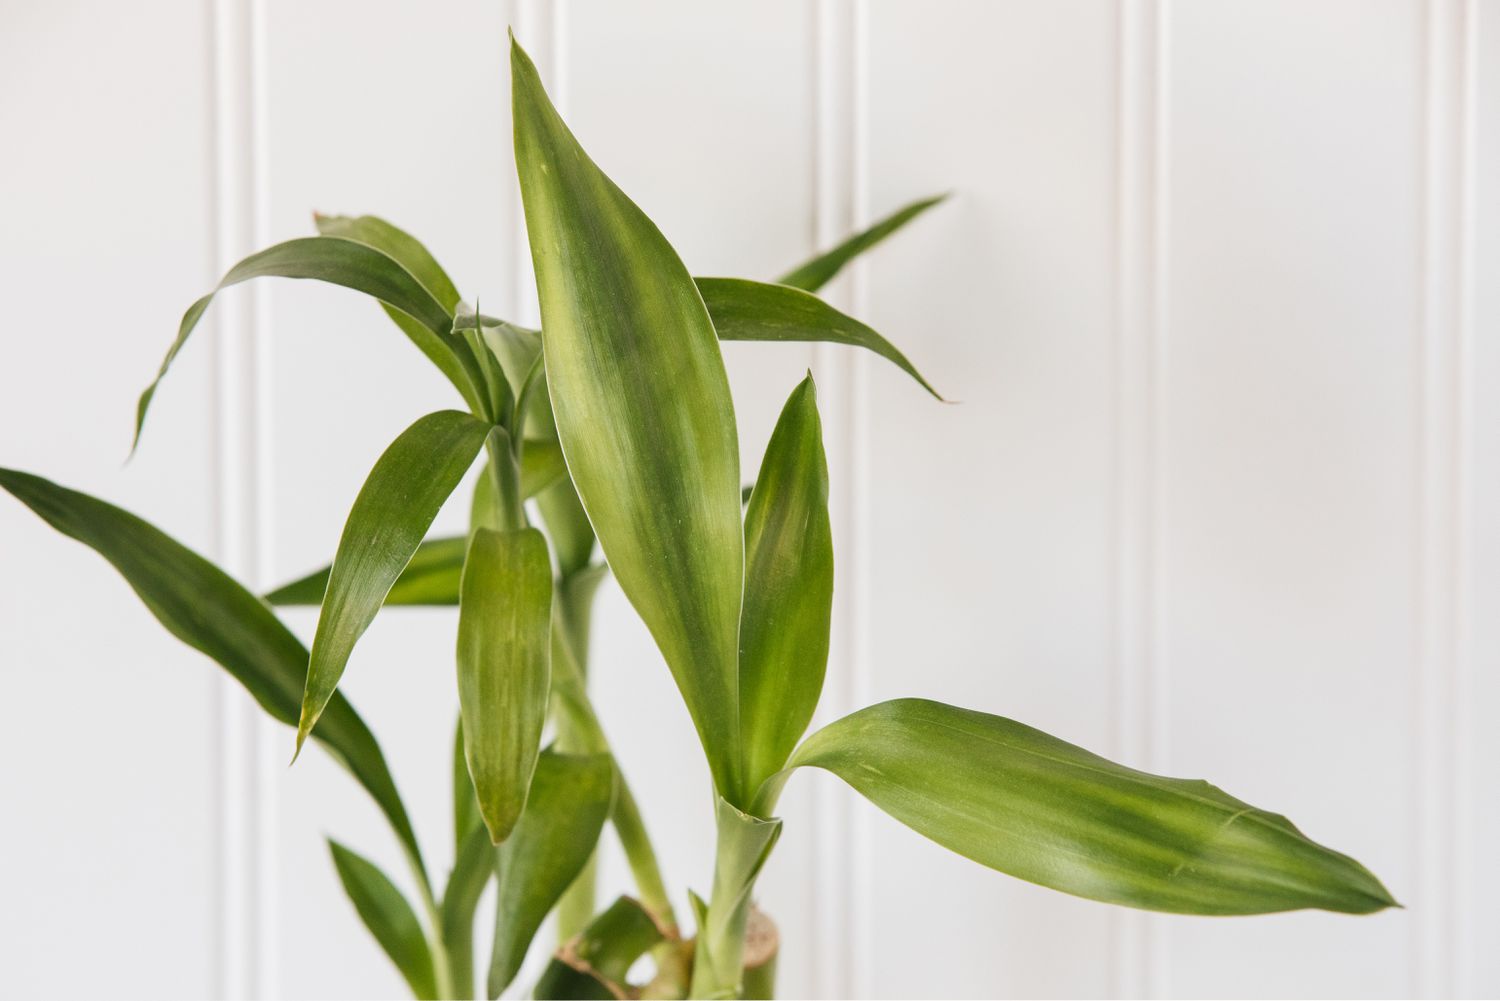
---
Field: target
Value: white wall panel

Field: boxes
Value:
[2,1,1495,998]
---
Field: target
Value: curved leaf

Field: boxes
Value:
[488,749,615,999]
[775,193,947,293]
[511,38,745,801]
[531,896,665,1000]
[266,534,469,607]
[698,277,942,399]
[328,840,438,1000]
[442,823,495,1000]
[136,236,476,447]
[758,698,1397,916]
[457,527,553,844]
[739,376,833,793]
[298,411,491,753]
[0,468,425,878]
[312,213,461,312]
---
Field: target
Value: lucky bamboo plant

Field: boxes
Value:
[1,35,1394,1001]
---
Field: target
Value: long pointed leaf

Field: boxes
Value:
[457,527,552,844]
[757,698,1397,916]
[298,411,491,753]
[511,38,745,801]
[267,534,469,608]
[698,277,942,399]
[488,749,615,999]
[136,237,477,446]
[739,375,833,793]
[312,213,462,312]
[775,193,947,293]
[0,468,424,877]
[328,840,438,1000]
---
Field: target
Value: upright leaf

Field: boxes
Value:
[775,193,947,293]
[738,376,833,793]
[698,277,942,399]
[453,719,482,850]
[0,469,424,877]
[298,411,491,753]
[328,840,438,1000]
[442,823,496,1000]
[756,699,1398,916]
[511,38,745,801]
[488,749,615,998]
[457,527,553,844]
[136,237,478,446]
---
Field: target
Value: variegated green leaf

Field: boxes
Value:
[756,699,1398,916]
[511,37,745,802]
[298,411,491,754]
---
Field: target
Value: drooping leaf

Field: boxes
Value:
[488,749,615,999]
[136,237,480,447]
[698,277,942,399]
[442,823,496,1000]
[738,376,834,794]
[0,468,425,880]
[775,193,948,293]
[756,699,1398,916]
[328,840,438,1000]
[457,527,553,844]
[312,213,462,311]
[298,411,491,754]
[511,38,745,802]
[531,896,665,1000]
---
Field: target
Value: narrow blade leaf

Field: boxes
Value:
[511,38,745,801]
[298,410,491,753]
[442,823,496,1000]
[457,527,553,844]
[328,840,438,1000]
[698,277,942,399]
[266,534,469,607]
[775,193,947,293]
[312,213,462,312]
[136,236,472,447]
[739,375,833,793]
[488,749,615,998]
[0,468,424,875]
[761,699,1398,916]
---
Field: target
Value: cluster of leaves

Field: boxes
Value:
[1,34,1395,1001]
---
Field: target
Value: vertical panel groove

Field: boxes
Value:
[208,0,273,995]
[1415,0,1475,995]
[1111,0,1169,996]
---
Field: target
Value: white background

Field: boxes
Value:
[1,1,1495,997]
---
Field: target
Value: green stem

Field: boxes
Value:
[483,430,524,531]
[689,800,781,999]
[401,846,456,1000]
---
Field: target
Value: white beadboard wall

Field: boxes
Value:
[0,1,1494,998]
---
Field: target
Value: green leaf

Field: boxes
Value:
[298,411,491,754]
[136,237,479,447]
[266,534,469,607]
[698,277,942,399]
[536,475,595,580]
[0,468,425,881]
[328,840,438,1000]
[511,38,745,802]
[775,193,948,293]
[531,896,665,1000]
[738,375,833,794]
[757,699,1398,916]
[457,527,553,844]
[488,749,615,999]
[312,212,462,312]
[441,823,496,1000]
[453,718,482,850]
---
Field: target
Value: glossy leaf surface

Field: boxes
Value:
[488,749,614,998]
[698,277,942,399]
[738,376,833,793]
[136,236,471,446]
[511,38,745,801]
[775,193,947,293]
[328,840,438,1000]
[457,527,553,844]
[759,699,1397,916]
[299,410,491,753]
[0,469,423,874]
